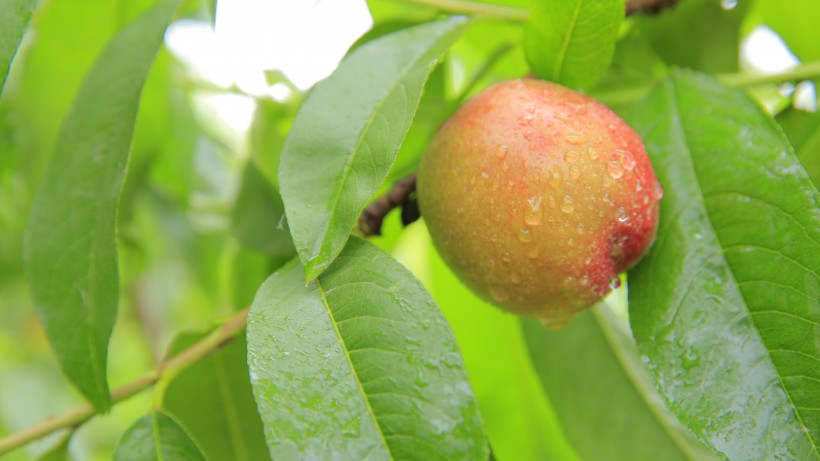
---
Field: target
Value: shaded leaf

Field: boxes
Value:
[113,411,206,461]
[626,71,820,459]
[22,0,180,411]
[777,108,820,186]
[523,0,622,88]
[163,331,270,461]
[0,0,38,92]
[36,431,72,461]
[634,0,749,73]
[522,305,717,461]
[231,162,295,257]
[247,237,487,460]
[279,16,469,281]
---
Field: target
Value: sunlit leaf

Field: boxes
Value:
[523,0,622,88]
[247,238,487,460]
[522,305,718,461]
[113,411,206,461]
[0,0,38,92]
[163,330,270,461]
[22,0,180,411]
[279,16,469,281]
[626,71,820,459]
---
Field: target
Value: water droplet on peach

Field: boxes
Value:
[517,228,533,243]
[548,168,562,187]
[564,150,580,163]
[569,164,581,180]
[561,195,574,214]
[588,147,600,160]
[525,196,543,226]
[496,144,508,160]
[566,134,585,145]
[617,206,629,222]
[607,160,624,179]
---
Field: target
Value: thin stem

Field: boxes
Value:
[0,308,250,456]
[400,0,529,21]
[718,60,820,87]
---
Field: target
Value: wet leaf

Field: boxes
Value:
[247,238,487,460]
[22,0,180,411]
[626,70,820,459]
[279,16,469,281]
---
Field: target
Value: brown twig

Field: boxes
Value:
[626,0,680,15]
[359,172,418,236]
[0,308,250,456]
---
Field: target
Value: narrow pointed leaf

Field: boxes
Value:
[22,0,180,411]
[522,305,717,461]
[114,411,206,461]
[279,17,469,281]
[0,0,38,92]
[247,238,487,460]
[626,71,820,459]
[523,0,622,88]
[163,331,270,461]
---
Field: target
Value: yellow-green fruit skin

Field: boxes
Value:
[417,79,662,326]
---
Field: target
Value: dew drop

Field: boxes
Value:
[720,0,737,9]
[496,144,508,160]
[635,180,643,192]
[643,195,650,205]
[518,113,534,125]
[517,227,534,242]
[564,150,580,163]
[569,164,581,180]
[549,168,562,187]
[653,184,664,200]
[502,252,512,263]
[561,195,575,214]
[607,160,624,179]
[602,175,612,187]
[617,206,629,222]
[501,162,510,172]
[565,134,585,145]
[581,275,590,287]
[568,238,575,247]
[481,171,490,179]
[490,233,499,243]
[609,277,621,289]
[523,130,534,141]
[617,149,637,171]
[490,285,509,302]
[525,196,543,225]
[588,147,600,160]
[576,223,585,235]
[548,195,557,209]
[511,273,521,285]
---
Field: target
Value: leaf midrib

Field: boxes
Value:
[309,25,458,278]
[665,77,820,456]
[552,0,584,82]
[315,278,394,460]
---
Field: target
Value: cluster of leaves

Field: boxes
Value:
[0,0,818,460]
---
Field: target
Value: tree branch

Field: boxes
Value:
[398,0,679,21]
[0,308,250,456]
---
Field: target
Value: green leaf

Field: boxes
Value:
[36,431,72,461]
[523,0,622,88]
[522,305,717,461]
[113,411,206,461]
[247,237,487,460]
[279,16,469,281]
[0,0,38,93]
[231,162,295,257]
[626,71,820,459]
[22,0,180,411]
[777,108,820,186]
[163,330,270,461]
[634,0,749,73]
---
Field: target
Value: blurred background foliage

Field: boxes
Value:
[0,0,817,459]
